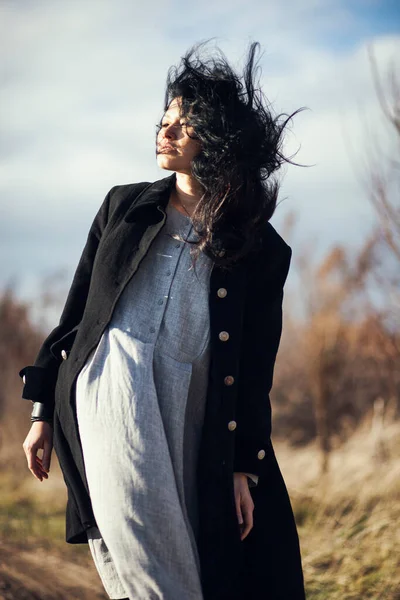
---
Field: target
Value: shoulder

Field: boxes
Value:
[109,181,152,196]
[243,221,292,291]
[252,221,292,270]
[260,222,292,259]
[107,181,152,216]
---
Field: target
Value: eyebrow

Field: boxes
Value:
[162,112,185,122]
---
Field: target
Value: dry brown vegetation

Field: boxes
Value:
[277,418,400,600]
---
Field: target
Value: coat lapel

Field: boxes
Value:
[124,172,177,223]
[68,174,177,401]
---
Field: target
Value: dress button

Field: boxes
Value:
[257,449,266,460]
[228,420,237,431]
[224,375,234,386]
[61,350,68,360]
[217,288,227,298]
[219,331,230,342]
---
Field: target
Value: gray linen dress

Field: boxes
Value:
[75,202,212,599]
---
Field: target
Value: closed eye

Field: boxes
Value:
[160,122,187,128]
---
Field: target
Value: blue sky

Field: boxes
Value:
[0,0,399,321]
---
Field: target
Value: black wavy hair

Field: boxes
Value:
[156,40,309,268]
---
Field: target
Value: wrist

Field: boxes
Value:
[31,419,53,429]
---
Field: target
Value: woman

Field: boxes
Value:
[21,41,306,599]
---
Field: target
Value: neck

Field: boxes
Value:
[171,172,203,217]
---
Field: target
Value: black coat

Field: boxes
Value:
[20,173,305,600]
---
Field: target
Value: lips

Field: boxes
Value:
[157,144,176,153]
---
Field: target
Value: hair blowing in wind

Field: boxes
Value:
[157,40,309,268]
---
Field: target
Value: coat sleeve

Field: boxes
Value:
[233,241,292,478]
[18,186,117,409]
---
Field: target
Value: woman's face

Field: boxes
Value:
[156,97,201,174]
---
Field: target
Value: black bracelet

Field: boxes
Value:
[31,401,54,423]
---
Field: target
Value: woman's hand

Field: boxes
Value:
[22,421,53,482]
[233,472,255,541]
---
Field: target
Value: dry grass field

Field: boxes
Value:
[276,419,400,599]
[0,418,399,599]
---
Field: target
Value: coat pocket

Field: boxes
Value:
[50,326,79,361]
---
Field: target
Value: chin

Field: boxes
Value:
[157,155,185,172]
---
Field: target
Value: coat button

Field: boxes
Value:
[22,375,26,384]
[217,288,227,298]
[219,331,230,342]
[228,420,237,431]
[257,449,266,460]
[61,350,68,360]
[224,375,234,386]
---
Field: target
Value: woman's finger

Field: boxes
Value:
[23,423,54,482]
[29,454,45,481]
[235,489,244,526]
[240,497,254,540]
[31,459,48,481]
[233,474,255,540]
[35,456,49,478]
[24,442,46,482]
[42,439,52,473]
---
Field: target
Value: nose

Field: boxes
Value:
[159,123,177,141]
[164,125,176,140]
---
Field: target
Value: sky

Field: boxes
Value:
[1,0,399,321]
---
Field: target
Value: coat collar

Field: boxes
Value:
[124,172,177,223]
[122,172,249,277]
